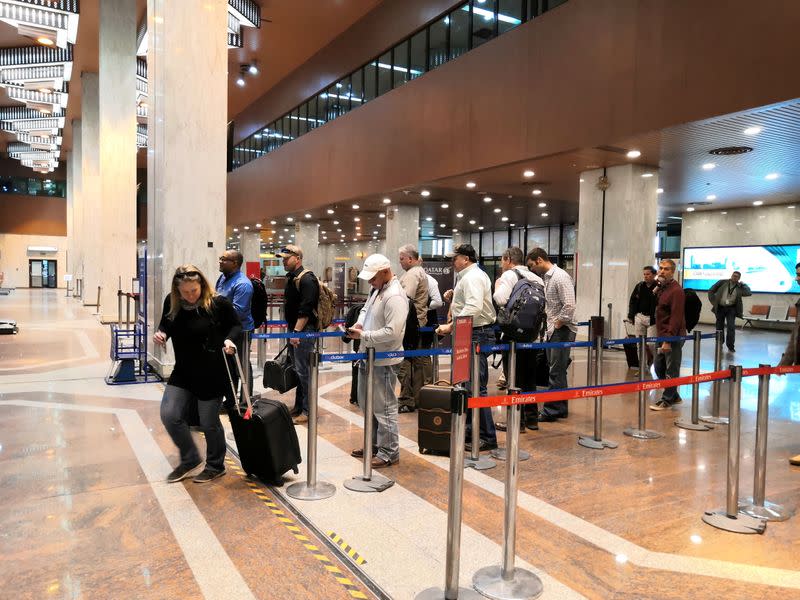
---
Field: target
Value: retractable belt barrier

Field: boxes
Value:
[602,332,715,347]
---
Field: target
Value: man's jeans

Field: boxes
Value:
[357,362,400,462]
[543,327,576,418]
[715,305,737,349]
[288,334,314,415]
[654,339,684,403]
[160,385,226,472]
[465,327,497,444]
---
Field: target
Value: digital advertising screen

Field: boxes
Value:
[682,245,800,294]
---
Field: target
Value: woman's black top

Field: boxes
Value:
[157,295,242,399]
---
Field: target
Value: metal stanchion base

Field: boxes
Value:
[490,447,530,461]
[415,586,485,600]
[472,565,543,600]
[702,510,767,534]
[699,415,729,425]
[577,435,618,450]
[465,455,497,470]
[675,419,713,431]
[343,473,394,493]
[623,427,663,439]
[285,481,336,501]
[738,498,793,522]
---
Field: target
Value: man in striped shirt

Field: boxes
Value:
[527,248,577,420]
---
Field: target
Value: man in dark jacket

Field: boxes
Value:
[708,271,752,352]
[627,266,658,366]
[277,245,320,424]
[650,259,686,411]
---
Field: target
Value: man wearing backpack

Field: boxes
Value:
[277,245,320,424]
[494,247,545,431]
[396,244,429,413]
[216,250,254,407]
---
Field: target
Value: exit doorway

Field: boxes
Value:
[29,259,57,288]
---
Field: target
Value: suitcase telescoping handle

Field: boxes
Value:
[222,348,255,418]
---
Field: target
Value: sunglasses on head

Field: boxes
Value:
[174,271,201,280]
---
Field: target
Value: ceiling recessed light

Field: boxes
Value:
[483,197,492,203]
[532,189,542,196]
[765,173,780,180]
[702,163,716,170]
[420,190,430,197]
[721,211,727,215]
[283,228,289,232]
[466,182,477,188]
[687,207,696,212]
[439,223,446,228]
[327,209,334,214]
[501,216,509,222]
[382,197,391,204]
[235,76,245,87]
[753,200,763,206]
[478,226,484,230]
[322,236,327,240]
[788,206,795,209]
[336,228,342,232]
[378,213,385,218]
[469,219,476,225]
[373,231,378,235]
[657,188,664,194]
[233,227,239,232]
[523,170,535,178]
[706,194,716,201]
[452,228,458,232]
[355,226,361,230]
[493,208,501,213]
[270,220,276,225]
[743,126,762,135]
[352,204,359,209]
[541,212,548,217]
[425,217,432,221]
[456,213,464,218]
[243,225,250,230]
[304,213,312,218]
[441,203,449,209]
[333,220,339,225]
[642,173,654,178]
[626,150,641,159]
[287,217,294,222]
[537,202,546,208]
[377,224,382,227]
[354,217,360,222]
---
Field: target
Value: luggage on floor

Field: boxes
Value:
[418,380,453,455]
[263,344,298,393]
[622,319,640,369]
[226,351,301,486]
[0,319,18,334]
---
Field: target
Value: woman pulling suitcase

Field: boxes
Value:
[153,264,242,484]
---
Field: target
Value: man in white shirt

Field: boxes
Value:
[436,244,497,451]
[347,254,408,468]
[494,246,544,431]
[527,247,577,421]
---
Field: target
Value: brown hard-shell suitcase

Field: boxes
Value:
[418,380,453,455]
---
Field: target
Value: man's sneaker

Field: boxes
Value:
[193,468,226,483]
[649,400,673,411]
[166,461,202,483]
[292,414,309,424]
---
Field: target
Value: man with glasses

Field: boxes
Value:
[276,245,320,424]
[216,250,254,408]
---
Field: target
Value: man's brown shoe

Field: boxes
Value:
[292,414,308,424]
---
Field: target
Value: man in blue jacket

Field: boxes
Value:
[216,250,254,405]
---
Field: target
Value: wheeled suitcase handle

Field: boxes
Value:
[222,348,254,418]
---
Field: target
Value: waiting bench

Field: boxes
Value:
[742,304,796,329]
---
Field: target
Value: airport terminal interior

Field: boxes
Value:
[1,1,799,599]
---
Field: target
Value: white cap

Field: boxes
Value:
[358,253,392,281]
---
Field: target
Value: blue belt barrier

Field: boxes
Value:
[700,332,717,339]
[603,337,642,347]
[604,334,694,346]
[517,340,594,350]
[320,347,453,362]
[577,321,590,326]
[321,352,367,362]
[263,319,345,327]
[252,330,344,340]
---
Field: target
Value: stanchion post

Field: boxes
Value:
[585,322,593,387]
[579,320,617,450]
[466,343,497,470]
[738,364,792,521]
[432,333,440,382]
[287,344,336,500]
[490,342,529,463]
[701,330,728,425]
[256,325,266,374]
[624,335,662,439]
[676,330,712,431]
[117,277,123,328]
[344,347,394,493]
[702,365,766,534]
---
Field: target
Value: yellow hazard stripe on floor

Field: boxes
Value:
[325,531,368,565]
[223,457,370,599]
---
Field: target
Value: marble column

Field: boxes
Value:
[240,230,261,266]
[384,204,419,275]
[65,149,74,276]
[98,0,137,322]
[575,164,658,339]
[80,73,100,307]
[70,120,83,284]
[294,222,319,272]
[146,0,228,373]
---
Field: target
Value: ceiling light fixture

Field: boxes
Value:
[483,197,492,203]
[36,36,55,46]
[456,213,463,218]
[523,170,535,178]
[248,63,259,75]
[538,202,546,208]
[420,190,430,197]
[382,197,391,204]
[501,216,509,222]
[626,150,641,159]
[233,228,239,232]
[304,213,311,218]
[706,195,716,200]
[354,217,360,222]
[466,182,476,188]
[352,204,360,209]
[333,220,339,225]
[753,200,763,206]
[243,226,250,230]
[657,188,664,194]
[478,226,484,230]
[642,173,654,178]
[270,220,276,225]
[687,207,696,212]
[541,212,548,217]
[286,217,294,222]
[765,173,780,180]
[469,219,476,225]
[702,163,716,170]
[425,217,432,221]
[493,208,501,213]
[327,209,334,214]
[532,189,542,196]
[256,223,262,227]
[441,203,449,209]
[743,126,762,135]
[235,76,245,87]
[440,223,445,228]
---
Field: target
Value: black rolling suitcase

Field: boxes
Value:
[418,381,453,455]
[622,320,640,369]
[225,352,301,486]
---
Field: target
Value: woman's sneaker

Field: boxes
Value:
[166,462,202,483]
[193,468,226,484]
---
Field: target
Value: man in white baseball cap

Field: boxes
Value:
[346,253,408,468]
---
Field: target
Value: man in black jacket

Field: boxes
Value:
[277,245,320,423]
[627,266,658,366]
[708,271,751,352]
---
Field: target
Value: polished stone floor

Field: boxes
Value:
[1,289,799,599]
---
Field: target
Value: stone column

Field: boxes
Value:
[98,0,137,322]
[80,73,100,307]
[240,230,261,268]
[146,0,228,373]
[384,205,419,275]
[294,222,319,272]
[575,164,658,339]
[69,120,83,285]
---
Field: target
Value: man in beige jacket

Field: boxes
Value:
[396,244,429,412]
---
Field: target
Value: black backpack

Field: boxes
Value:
[404,298,420,350]
[684,289,702,332]
[497,270,546,341]
[250,277,268,329]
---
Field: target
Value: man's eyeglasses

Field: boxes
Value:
[218,256,234,262]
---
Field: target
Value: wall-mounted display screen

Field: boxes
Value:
[682,245,800,294]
